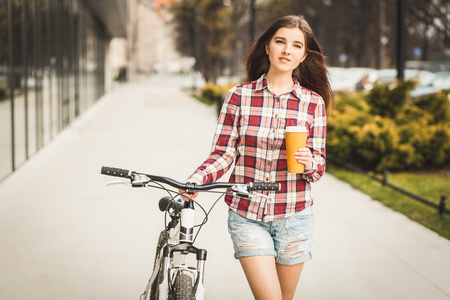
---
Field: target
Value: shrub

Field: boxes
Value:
[397,121,429,169]
[413,90,450,124]
[366,80,415,119]
[328,106,370,165]
[397,105,433,127]
[428,125,450,166]
[327,83,450,172]
[356,116,400,171]
[199,82,235,105]
[334,90,369,112]
[0,87,7,100]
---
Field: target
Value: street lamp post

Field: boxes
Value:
[396,0,406,81]
[250,0,255,42]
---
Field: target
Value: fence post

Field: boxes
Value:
[382,170,388,185]
[439,194,447,214]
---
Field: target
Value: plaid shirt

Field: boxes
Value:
[190,74,327,222]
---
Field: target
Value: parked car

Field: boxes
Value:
[328,67,377,92]
[373,69,435,85]
[410,71,450,99]
[328,67,435,93]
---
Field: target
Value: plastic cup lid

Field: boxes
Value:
[285,126,307,133]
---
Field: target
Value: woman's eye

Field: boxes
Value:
[275,40,284,44]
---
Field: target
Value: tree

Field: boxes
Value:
[408,0,450,61]
[0,2,7,66]
[171,0,242,83]
[170,0,450,82]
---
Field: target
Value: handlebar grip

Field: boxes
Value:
[101,166,131,178]
[248,182,281,192]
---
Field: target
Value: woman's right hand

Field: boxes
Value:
[179,177,201,202]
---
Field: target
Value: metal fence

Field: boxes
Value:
[0,0,107,181]
[328,155,449,215]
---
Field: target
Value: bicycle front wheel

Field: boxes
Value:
[173,273,194,300]
[148,230,168,300]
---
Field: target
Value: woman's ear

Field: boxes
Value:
[265,43,269,55]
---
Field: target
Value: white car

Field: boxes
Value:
[410,71,450,99]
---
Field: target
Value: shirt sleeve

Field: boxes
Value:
[188,87,241,184]
[302,96,327,183]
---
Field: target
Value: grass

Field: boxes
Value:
[327,162,450,240]
[192,94,217,107]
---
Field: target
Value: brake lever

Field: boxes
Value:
[132,174,151,187]
[107,180,131,186]
[230,184,250,198]
[106,174,151,187]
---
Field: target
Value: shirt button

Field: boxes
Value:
[265,177,270,182]
[267,161,272,165]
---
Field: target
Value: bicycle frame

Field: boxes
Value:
[162,201,207,299]
[140,198,207,300]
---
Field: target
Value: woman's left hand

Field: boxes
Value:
[294,148,313,171]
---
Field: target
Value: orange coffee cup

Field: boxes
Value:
[285,126,307,173]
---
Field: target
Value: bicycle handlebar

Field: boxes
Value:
[101,166,131,178]
[100,166,280,192]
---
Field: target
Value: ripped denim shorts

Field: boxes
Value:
[227,206,314,266]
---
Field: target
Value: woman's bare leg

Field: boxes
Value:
[239,256,305,300]
[276,263,304,300]
[239,256,283,300]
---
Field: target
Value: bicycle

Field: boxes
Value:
[100,166,280,300]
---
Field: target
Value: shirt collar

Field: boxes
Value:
[255,74,302,100]
[255,74,267,91]
[291,77,302,99]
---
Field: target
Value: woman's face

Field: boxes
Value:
[265,27,307,75]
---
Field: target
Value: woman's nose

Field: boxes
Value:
[282,44,291,55]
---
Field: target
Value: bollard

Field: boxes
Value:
[439,194,447,214]
[217,93,226,118]
[382,170,389,185]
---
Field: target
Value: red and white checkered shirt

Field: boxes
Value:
[189,74,327,222]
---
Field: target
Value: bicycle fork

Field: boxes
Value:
[159,201,207,300]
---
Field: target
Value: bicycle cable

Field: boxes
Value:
[148,181,222,235]
[117,173,237,246]
[192,190,228,244]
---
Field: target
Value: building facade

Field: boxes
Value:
[127,0,190,75]
[0,0,127,181]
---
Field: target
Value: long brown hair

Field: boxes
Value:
[244,15,334,110]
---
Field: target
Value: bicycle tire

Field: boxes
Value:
[149,230,169,300]
[173,273,194,300]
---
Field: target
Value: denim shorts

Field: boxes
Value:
[227,206,314,265]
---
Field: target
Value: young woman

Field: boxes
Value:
[182,15,333,300]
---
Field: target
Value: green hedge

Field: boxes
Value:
[327,81,450,172]
[0,87,7,100]
[198,82,237,105]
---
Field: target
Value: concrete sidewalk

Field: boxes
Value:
[0,75,449,300]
